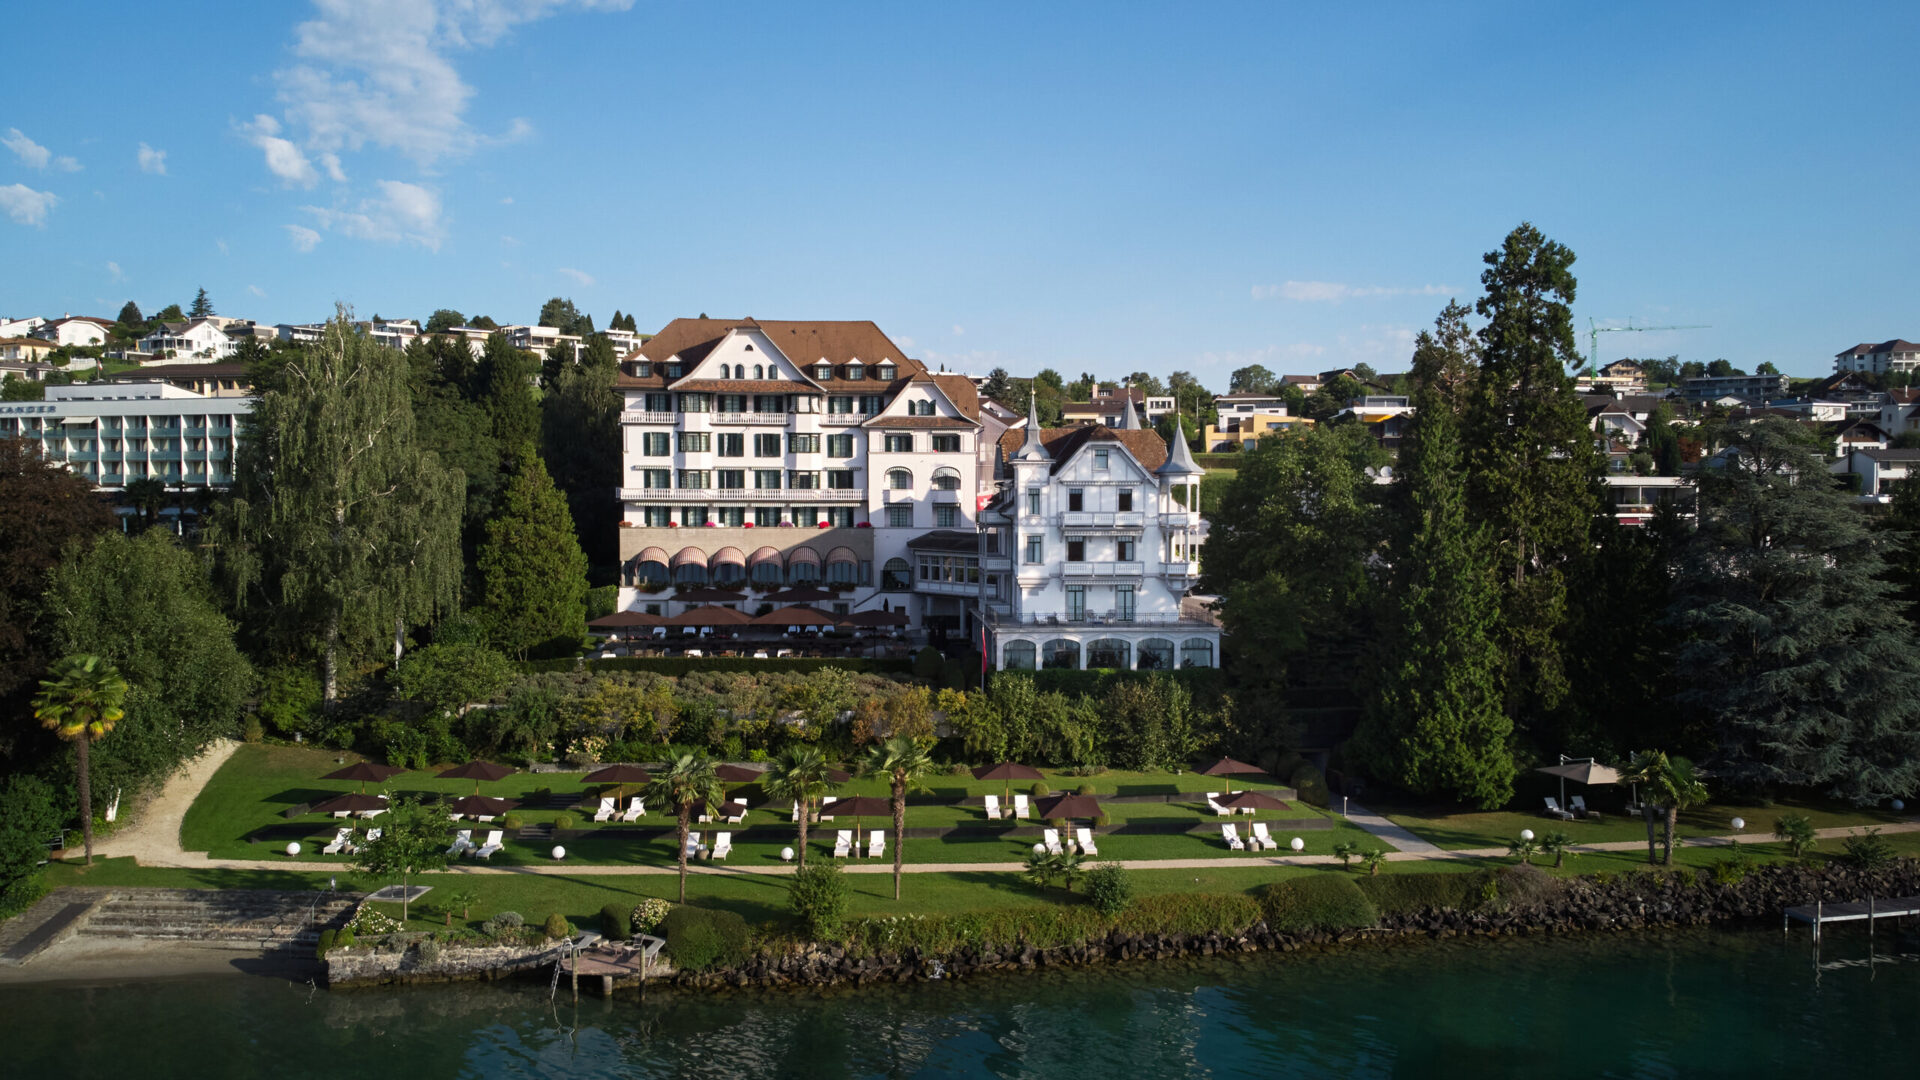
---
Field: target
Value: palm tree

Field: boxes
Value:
[1538,831,1576,869]
[1625,750,1710,866]
[645,753,723,902]
[860,735,935,900]
[761,746,837,868]
[33,655,128,865]
[123,476,167,532]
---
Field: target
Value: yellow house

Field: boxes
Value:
[1202,410,1312,451]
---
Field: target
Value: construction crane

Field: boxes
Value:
[1587,318,1710,377]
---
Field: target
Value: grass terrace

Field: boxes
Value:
[1379,794,1909,852]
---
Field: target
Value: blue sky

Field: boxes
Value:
[3,1,1914,381]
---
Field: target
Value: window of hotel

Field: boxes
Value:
[755,506,782,526]
[1042,639,1080,669]
[1026,489,1041,516]
[645,393,673,413]
[754,395,786,413]
[828,395,854,415]
[753,364,764,379]
[678,470,710,489]
[718,394,747,414]
[887,505,912,528]
[792,507,821,527]
[1117,538,1136,561]
[1087,638,1129,668]
[826,470,856,489]
[716,469,745,490]
[1068,489,1084,511]
[984,531,1000,555]
[1067,536,1086,561]
[788,433,820,454]
[935,505,957,528]
[1025,536,1043,563]
[788,471,819,490]
[642,432,670,456]
[812,363,833,380]
[682,506,709,526]
[755,433,781,457]
[790,558,821,584]
[885,435,913,453]
[642,506,672,527]
[827,434,854,457]
[825,507,854,527]
[882,558,912,590]
[1117,489,1132,511]
[826,558,857,585]
[887,468,912,490]
[931,468,961,490]
[1003,640,1036,669]
[677,432,710,453]
[861,395,886,414]
[752,556,784,586]
[845,363,864,381]
[751,469,781,491]
[717,433,744,457]
[678,393,710,413]
[641,468,671,489]
[1137,638,1174,671]
[932,434,961,452]
[1094,449,1110,470]
[1114,584,1135,621]
[715,507,745,527]
[1181,638,1214,669]
[874,363,897,381]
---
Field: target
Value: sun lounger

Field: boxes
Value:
[447,829,473,856]
[711,832,733,861]
[833,829,854,858]
[819,796,837,822]
[1013,794,1029,819]
[1221,823,1245,851]
[473,830,504,860]
[364,828,383,844]
[1042,828,1064,856]
[332,810,351,819]
[983,794,1002,820]
[593,797,616,822]
[684,834,703,859]
[1249,822,1277,851]
[1076,827,1098,856]
[867,829,885,858]
[621,797,644,822]
[1544,797,1575,821]
[725,799,748,825]
[792,800,804,822]
[322,827,352,855]
[1207,795,1232,817]
[1570,795,1592,818]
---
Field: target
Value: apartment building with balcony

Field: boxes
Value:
[612,318,988,630]
[0,380,246,491]
[977,403,1219,670]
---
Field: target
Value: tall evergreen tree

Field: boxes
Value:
[1352,304,1513,806]
[475,332,540,450]
[477,447,589,658]
[208,310,464,700]
[188,288,214,318]
[116,301,142,327]
[1671,419,1920,802]
[540,334,621,569]
[1463,223,1601,721]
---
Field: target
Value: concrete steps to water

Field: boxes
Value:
[75,889,359,951]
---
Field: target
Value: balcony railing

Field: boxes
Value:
[616,487,864,502]
[1062,561,1145,578]
[620,411,678,424]
[1061,511,1146,529]
[985,608,1221,628]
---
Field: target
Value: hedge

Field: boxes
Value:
[659,905,751,972]
[1023,667,1228,703]
[1353,871,1486,915]
[1254,874,1378,933]
[839,890,1263,956]
[599,902,633,940]
[520,656,916,676]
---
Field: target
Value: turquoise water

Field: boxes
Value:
[4,926,1916,1078]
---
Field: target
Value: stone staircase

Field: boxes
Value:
[76,889,360,953]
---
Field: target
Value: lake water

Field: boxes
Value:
[4,925,1916,1078]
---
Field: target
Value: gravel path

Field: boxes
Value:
[90,739,240,866]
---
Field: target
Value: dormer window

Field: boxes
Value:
[813,363,833,381]
[635,361,652,377]
[875,363,896,381]
[846,362,865,381]
[666,363,683,378]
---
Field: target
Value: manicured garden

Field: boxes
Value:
[1379,794,1908,852]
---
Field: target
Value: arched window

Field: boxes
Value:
[826,560,856,585]
[1086,638,1130,669]
[1003,640,1036,670]
[1042,639,1080,669]
[751,559,784,586]
[1181,637,1215,669]
[754,364,764,380]
[887,468,913,490]
[673,562,708,586]
[632,559,668,587]
[1137,638,1174,671]
[931,467,961,490]
[789,560,820,585]
[912,400,935,416]
[712,561,746,586]
[882,557,912,590]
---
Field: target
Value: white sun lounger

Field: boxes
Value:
[833,829,854,858]
[593,797,616,822]
[1076,827,1098,855]
[1207,795,1233,817]
[621,797,644,822]
[447,829,473,856]
[1569,795,1591,817]
[867,829,885,858]
[1042,828,1064,856]
[983,794,1002,820]
[725,798,748,825]
[473,830,505,860]
[1221,823,1245,851]
[819,796,837,822]
[711,832,733,860]
[1013,794,1030,819]
[364,828,383,844]
[792,800,804,822]
[1249,822,1277,851]
[322,827,352,855]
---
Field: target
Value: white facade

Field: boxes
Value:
[1835,339,1920,375]
[980,408,1219,671]
[31,316,112,348]
[138,318,237,362]
[0,381,247,490]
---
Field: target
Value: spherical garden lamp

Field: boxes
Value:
[1894,799,1907,812]
[1730,817,1745,832]
[1289,837,1305,853]
[285,842,301,857]
[781,847,795,862]
[1520,829,1535,842]
[551,846,566,860]
[1032,843,1047,857]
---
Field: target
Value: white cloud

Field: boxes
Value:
[285,223,323,252]
[268,0,632,170]
[303,179,444,249]
[248,284,267,297]
[557,267,594,286]
[137,142,167,175]
[500,195,514,204]
[4,128,79,171]
[500,234,520,247]
[0,184,58,226]
[107,260,124,281]
[241,114,320,187]
[951,324,965,337]
[1252,281,1454,303]
[216,238,229,255]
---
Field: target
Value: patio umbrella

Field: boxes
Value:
[436,760,517,795]
[825,795,894,849]
[825,766,853,784]
[750,605,839,627]
[1196,756,1266,794]
[1036,793,1105,851]
[844,609,911,628]
[663,605,752,627]
[321,761,406,792]
[971,761,1044,806]
[764,587,837,604]
[582,764,653,786]
[715,764,763,783]
[1535,760,1623,813]
[447,795,519,818]
[310,792,389,817]
[1218,789,1291,825]
[587,610,665,633]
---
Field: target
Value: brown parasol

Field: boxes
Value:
[971,761,1044,807]
[321,761,406,792]
[1196,756,1266,794]
[436,760,517,794]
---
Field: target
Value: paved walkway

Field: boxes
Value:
[1339,801,1447,855]
[91,739,240,864]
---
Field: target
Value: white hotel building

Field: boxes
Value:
[612,319,1000,631]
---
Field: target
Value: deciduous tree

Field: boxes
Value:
[0,439,113,704]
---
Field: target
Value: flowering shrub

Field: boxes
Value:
[350,906,403,936]
[630,898,673,933]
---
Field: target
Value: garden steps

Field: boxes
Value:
[74,889,359,951]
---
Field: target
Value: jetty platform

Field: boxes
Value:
[1785,896,1920,942]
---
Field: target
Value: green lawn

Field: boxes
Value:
[1380,794,1909,851]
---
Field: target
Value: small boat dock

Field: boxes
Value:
[1784,896,1920,942]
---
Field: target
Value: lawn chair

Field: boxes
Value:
[819,796,837,822]
[725,799,748,825]
[360,807,387,820]
[867,829,885,859]
[1076,827,1099,856]
[791,800,804,822]
[1569,795,1593,818]
[1544,797,1575,821]
[593,797,617,823]
[331,809,351,820]
[1249,822,1277,851]
[1221,823,1245,851]
[475,814,495,823]
[446,829,473,857]
[832,829,854,858]
[364,828,383,844]
[1206,795,1232,817]
[711,832,733,861]
[322,827,353,855]
[983,795,1002,820]
[621,797,644,822]
[1013,794,1030,820]
[1042,828,1064,856]
[684,834,703,859]
[473,830,505,860]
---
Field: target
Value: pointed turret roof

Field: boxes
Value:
[1155,416,1204,478]
[1010,392,1051,462]
[1119,398,1141,429]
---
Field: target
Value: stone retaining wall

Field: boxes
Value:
[325,940,568,988]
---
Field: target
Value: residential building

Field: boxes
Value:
[500,324,582,360]
[1338,395,1416,452]
[612,318,988,631]
[359,319,421,351]
[276,323,327,345]
[977,403,1219,671]
[1280,373,1322,393]
[1603,475,1694,524]
[30,316,114,349]
[1204,393,1310,450]
[603,327,647,356]
[1679,372,1788,404]
[0,316,48,338]
[1833,447,1920,500]
[109,362,251,398]
[1834,339,1920,375]
[0,380,247,491]
[0,335,57,367]
[138,318,237,362]
[1063,387,1173,427]
[1575,358,1649,394]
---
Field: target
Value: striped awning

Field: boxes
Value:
[635,546,669,565]
[709,546,746,567]
[825,546,859,566]
[670,546,707,569]
[748,545,783,567]
[787,546,822,568]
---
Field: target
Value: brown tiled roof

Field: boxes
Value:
[861,416,976,430]
[0,336,53,348]
[663,379,809,394]
[618,318,924,389]
[928,373,981,419]
[43,316,115,329]
[996,425,1169,474]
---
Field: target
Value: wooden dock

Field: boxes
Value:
[1784,896,1920,942]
